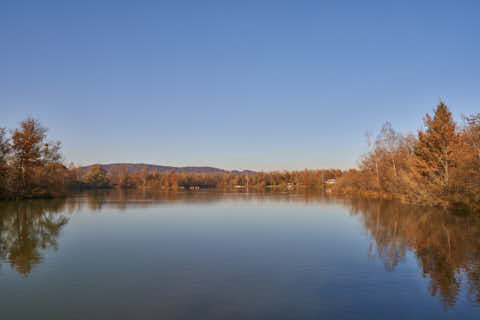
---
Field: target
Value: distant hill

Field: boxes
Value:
[80,163,256,175]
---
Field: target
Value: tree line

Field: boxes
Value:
[2,103,479,213]
[69,164,342,191]
[0,118,341,198]
[334,103,480,212]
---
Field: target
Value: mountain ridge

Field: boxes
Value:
[80,163,256,175]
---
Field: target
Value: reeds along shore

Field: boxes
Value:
[1,103,479,213]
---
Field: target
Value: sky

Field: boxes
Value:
[2,0,479,171]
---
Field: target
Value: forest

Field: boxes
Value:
[0,103,479,212]
[0,118,341,198]
[334,103,480,212]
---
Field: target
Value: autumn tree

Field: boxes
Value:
[0,128,8,164]
[365,131,381,190]
[460,113,480,210]
[414,103,460,188]
[10,118,62,195]
[170,172,178,190]
[118,165,133,189]
[463,113,480,160]
[377,122,399,180]
[0,128,10,195]
[140,166,149,189]
[86,165,110,188]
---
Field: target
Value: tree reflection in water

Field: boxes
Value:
[0,199,69,276]
[347,198,480,308]
[0,191,479,310]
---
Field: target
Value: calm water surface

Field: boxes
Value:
[1,191,479,319]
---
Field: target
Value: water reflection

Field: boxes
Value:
[0,191,479,311]
[75,189,340,210]
[347,198,480,308]
[0,199,69,276]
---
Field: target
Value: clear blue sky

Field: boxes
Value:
[2,1,479,171]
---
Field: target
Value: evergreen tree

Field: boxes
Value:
[414,102,460,190]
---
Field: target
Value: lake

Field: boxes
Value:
[1,190,479,319]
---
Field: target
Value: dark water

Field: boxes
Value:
[1,191,479,319]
